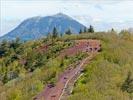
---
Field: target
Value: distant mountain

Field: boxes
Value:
[1,13,86,41]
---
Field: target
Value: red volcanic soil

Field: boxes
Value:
[60,39,101,57]
[34,56,93,100]
[34,39,101,100]
[36,39,101,56]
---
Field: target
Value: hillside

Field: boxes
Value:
[68,34,133,100]
[0,31,133,100]
[0,13,86,41]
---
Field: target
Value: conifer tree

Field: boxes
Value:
[88,25,94,33]
[79,29,82,34]
[65,29,72,35]
[52,27,58,38]
[111,28,115,32]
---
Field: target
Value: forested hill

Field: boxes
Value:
[0,31,133,100]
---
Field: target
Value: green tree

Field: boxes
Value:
[111,28,115,32]
[88,25,94,33]
[121,72,133,93]
[52,27,59,38]
[79,29,83,34]
[10,37,21,49]
[0,40,8,57]
[65,29,72,35]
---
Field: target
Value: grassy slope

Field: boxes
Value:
[0,32,133,100]
[68,33,133,100]
[0,38,86,100]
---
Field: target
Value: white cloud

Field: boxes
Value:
[0,0,133,36]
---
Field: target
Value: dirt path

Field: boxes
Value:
[34,54,95,100]
[34,39,101,100]
[59,54,95,100]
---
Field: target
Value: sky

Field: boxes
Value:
[0,0,133,36]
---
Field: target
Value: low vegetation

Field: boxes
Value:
[0,30,133,100]
[68,31,133,100]
[0,36,86,99]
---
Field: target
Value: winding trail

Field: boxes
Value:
[34,39,101,100]
[58,54,95,100]
[34,54,95,100]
